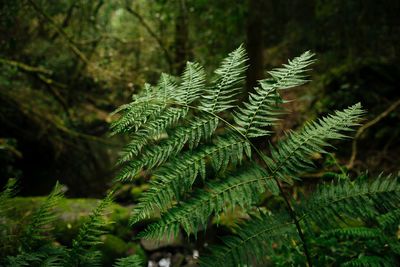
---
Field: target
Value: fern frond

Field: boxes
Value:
[264,103,364,183]
[295,173,400,231]
[176,61,206,105]
[67,192,113,265]
[234,51,315,138]
[341,255,397,267]
[138,165,278,240]
[113,254,145,267]
[22,182,64,250]
[201,45,248,113]
[324,227,382,239]
[200,211,296,267]
[0,178,19,215]
[117,115,219,179]
[110,102,165,137]
[130,134,250,224]
[377,209,400,229]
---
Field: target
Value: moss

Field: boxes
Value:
[130,184,150,201]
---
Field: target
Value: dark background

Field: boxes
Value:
[1,0,399,198]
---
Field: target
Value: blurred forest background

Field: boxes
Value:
[2,0,399,197]
[1,0,400,265]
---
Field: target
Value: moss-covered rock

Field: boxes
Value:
[130,184,150,201]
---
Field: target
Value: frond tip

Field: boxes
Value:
[234,51,316,138]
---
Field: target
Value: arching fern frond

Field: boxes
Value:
[0,178,19,216]
[21,182,64,251]
[130,134,250,224]
[137,165,278,240]
[176,61,206,105]
[295,173,400,231]
[234,51,315,138]
[66,192,114,266]
[200,211,296,267]
[264,103,365,183]
[201,45,248,113]
[341,255,397,267]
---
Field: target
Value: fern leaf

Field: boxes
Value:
[341,255,397,267]
[113,254,144,267]
[22,182,64,250]
[176,61,206,105]
[201,45,248,113]
[265,103,364,183]
[138,165,278,240]
[117,115,218,180]
[324,227,382,239]
[234,51,315,138]
[377,209,400,229]
[0,178,19,216]
[67,192,114,266]
[295,173,400,231]
[130,134,250,224]
[200,211,295,267]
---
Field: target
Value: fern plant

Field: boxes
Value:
[111,45,400,266]
[0,179,144,267]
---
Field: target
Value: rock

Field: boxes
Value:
[140,232,183,251]
[171,252,185,267]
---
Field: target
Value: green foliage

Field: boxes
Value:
[113,254,144,267]
[112,46,399,266]
[0,180,144,267]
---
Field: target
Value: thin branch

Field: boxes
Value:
[0,58,71,117]
[347,99,400,170]
[27,0,89,64]
[124,3,173,72]
[0,58,53,75]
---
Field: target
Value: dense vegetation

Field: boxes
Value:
[1,0,399,266]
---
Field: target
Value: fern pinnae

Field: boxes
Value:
[200,211,295,267]
[130,134,249,225]
[201,44,248,113]
[67,192,114,265]
[113,254,144,267]
[295,173,400,231]
[264,103,365,183]
[234,51,315,138]
[177,61,206,105]
[0,178,19,216]
[138,165,279,240]
[22,182,64,250]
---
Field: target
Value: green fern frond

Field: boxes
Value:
[138,165,278,240]
[130,134,250,224]
[324,227,382,239]
[201,44,248,113]
[200,211,296,267]
[22,182,64,250]
[67,192,114,265]
[234,51,315,138]
[110,102,165,137]
[295,173,400,231]
[341,255,397,267]
[264,103,364,183]
[176,61,207,105]
[113,254,145,267]
[117,115,218,180]
[0,178,19,215]
[377,209,400,229]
